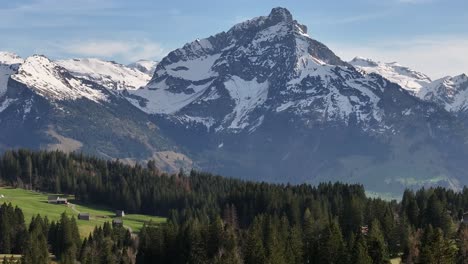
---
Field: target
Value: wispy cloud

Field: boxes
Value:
[59,40,166,62]
[329,35,468,79]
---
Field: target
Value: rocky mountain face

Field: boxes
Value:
[350,57,468,113]
[0,54,190,171]
[127,60,158,75]
[1,7,468,195]
[349,57,432,95]
[56,58,154,90]
[125,7,468,194]
[0,52,24,97]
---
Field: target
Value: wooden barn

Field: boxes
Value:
[48,195,68,204]
[78,213,90,221]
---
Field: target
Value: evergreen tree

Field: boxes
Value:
[319,219,347,264]
[457,224,468,264]
[244,217,266,264]
[367,219,390,264]
[352,234,373,264]
[420,227,457,264]
[21,215,49,264]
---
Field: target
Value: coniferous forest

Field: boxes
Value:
[0,149,468,263]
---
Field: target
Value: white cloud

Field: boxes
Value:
[61,40,166,62]
[329,35,468,79]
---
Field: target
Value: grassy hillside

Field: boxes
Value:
[0,187,166,237]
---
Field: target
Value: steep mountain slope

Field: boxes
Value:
[420,74,468,112]
[57,58,151,90]
[350,57,468,113]
[130,8,383,133]
[128,7,468,194]
[350,57,432,95]
[0,52,24,97]
[0,55,189,170]
[127,60,158,75]
[1,8,467,195]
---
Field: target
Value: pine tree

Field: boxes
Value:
[402,228,421,264]
[265,216,286,264]
[21,215,49,264]
[352,234,372,264]
[55,213,81,264]
[367,219,390,264]
[285,225,303,264]
[319,219,347,264]
[420,227,457,264]
[207,216,224,258]
[244,217,266,264]
[457,224,468,264]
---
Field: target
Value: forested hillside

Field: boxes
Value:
[0,149,467,263]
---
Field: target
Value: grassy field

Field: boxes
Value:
[0,187,166,237]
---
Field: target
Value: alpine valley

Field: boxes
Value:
[1,8,468,195]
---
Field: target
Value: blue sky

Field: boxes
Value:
[1,0,467,78]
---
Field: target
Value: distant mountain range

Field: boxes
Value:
[1,7,468,195]
[350,57,468,112]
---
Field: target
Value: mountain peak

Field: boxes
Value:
[12,55,108,102]
[0,51,24,65]
[57,58,151,90]
[350,57,431,94]
[268,7,293,23]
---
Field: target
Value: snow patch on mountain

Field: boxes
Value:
[0,98,16,113]
[0,52,24,65]
[162,53,220,82]
[128,7,391,133]
[127,60,158,75]
[57,58,151,90]
[223,76,268,130]
[350,57,431,94]
[12,55,107,102]
[131,79,213,114]
[0,52,24,96]
[420,74,468,112]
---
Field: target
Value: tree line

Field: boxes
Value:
[0,149,467,263]
[0,203,133,264]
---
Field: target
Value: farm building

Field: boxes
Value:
[78,213,90,221]
[112,218,123,227]
[47,195,68,204]
[116,210,125,217]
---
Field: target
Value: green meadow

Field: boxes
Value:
[0,187,166,237]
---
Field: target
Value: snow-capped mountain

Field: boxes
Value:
[1,7,468,195]
[0,54,187,169]
[126,7,468,194]
[350,57,468,112]
[127,60,158,75]
[57,58,152,90]
[350,57,432,95]
[0,52,24,97]
[130,7,394,133]
[420,74,468,112]
[13,55,108,102]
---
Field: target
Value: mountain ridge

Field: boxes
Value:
[1,7,468,195]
